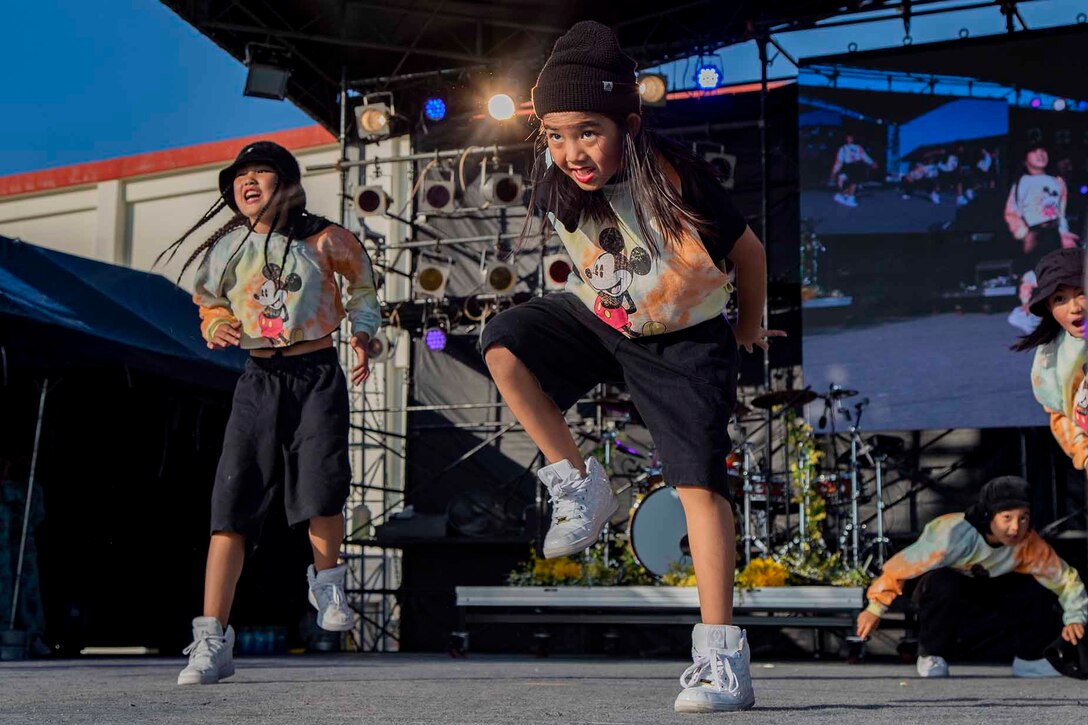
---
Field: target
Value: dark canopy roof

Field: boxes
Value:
[161,0,914,131]
[802,23,1088,101]
[0,236,244,386]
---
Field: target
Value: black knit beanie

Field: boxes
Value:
[965,476,1032,535]
[532,21,641,119]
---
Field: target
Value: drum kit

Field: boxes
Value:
[558,383,902,579]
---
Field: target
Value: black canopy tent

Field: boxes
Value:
[0,237,247,651]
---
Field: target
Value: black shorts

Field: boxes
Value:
[481,293,738,502]
[210,347,351,539]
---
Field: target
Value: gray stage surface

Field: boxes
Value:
[803,312,1047,432]
[3,655,1086,724]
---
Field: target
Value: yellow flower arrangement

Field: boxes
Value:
[533,555,583,584]
[662,561,697,587]
[735,557,789,589]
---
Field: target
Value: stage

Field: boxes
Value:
[2,655,1085,724]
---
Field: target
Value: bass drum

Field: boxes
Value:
[628,485,690,577]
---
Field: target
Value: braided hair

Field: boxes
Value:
[155,178,289,283]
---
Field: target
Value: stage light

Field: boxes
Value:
[424,97,447,122]
[366,330,391,361]
[488,93,516,120]
[423,320,448,351]
[1030,97,1042,108]
[1079,101,1088,111]
[484,262,517,296]
[638,73,668,106]
[356,93,394,139]
[419,167,456,213]
[354,185,390,218]
[695,142,736,189]
[542,254,573,290]
[695,65,722,90]
[415,260,450,299]
[1080,185,1088,195]
[243,43,291,100]
[481,163,524,206]
[422,181,454,211]
[1053,98,1068,111]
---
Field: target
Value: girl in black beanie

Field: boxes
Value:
[481,20,781,713]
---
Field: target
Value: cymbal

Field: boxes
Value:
[826,387,859,400]
[733,401,754,418]
[751,389,818,410]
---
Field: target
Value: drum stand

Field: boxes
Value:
[872,451,889,567]
[738,438,770,565]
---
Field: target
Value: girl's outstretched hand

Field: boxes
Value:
[737,327,787,354]
[207,321,241,349]
[349,332,371,386]
[1062,622,1084,645]
[856,610,881,640]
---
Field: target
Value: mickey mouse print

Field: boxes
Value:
[550,180,733,339]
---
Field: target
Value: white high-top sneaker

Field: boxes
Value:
[538,458,617,559]
[1012,656,1062,678]
[177,617,235,685]
[916,655,949,678]
[307,563,354,632]
[674,624,755,713]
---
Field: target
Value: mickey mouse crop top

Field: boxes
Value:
[548,165,746,339]
[191,217,381,349]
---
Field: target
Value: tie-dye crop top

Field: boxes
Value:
[191,219,380,349]
[549,174,742,339]
[866,513,1087,625]
[1031,331,1088,469]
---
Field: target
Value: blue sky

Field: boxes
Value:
[2,1,1085,176]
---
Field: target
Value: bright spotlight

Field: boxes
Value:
[424,97,447,122]
[638,73,668,106]
[1030,97,1042,108]
[1080,185,1088,196]
[1053,98,1068,112]
[356,93,394,139]
[695,66,722,90]
[488,93,516,120]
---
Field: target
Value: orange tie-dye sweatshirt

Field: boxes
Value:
[191,221,380,349]
[1031,331,1088,470]
[865,513,1087,625]
[549,179,734,339]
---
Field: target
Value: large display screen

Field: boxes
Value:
[800,28,1088,431]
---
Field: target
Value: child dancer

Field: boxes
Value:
[482,21,781,713]
[159,141,380,685]
[1013,248,1088,468]
[857,477,1086,678]
[829,134,878,207]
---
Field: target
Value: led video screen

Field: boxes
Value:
[800,28,1088,431]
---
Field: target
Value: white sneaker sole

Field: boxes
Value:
[542,496,619,559]
[674,696,755,713]
[308,591,355,632]
[177,662,234,686]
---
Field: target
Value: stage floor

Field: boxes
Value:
[2,654,1085,724]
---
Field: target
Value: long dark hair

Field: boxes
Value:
[1010,312,1062,352]
[522,115,722,258]
[155,178,304,282]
